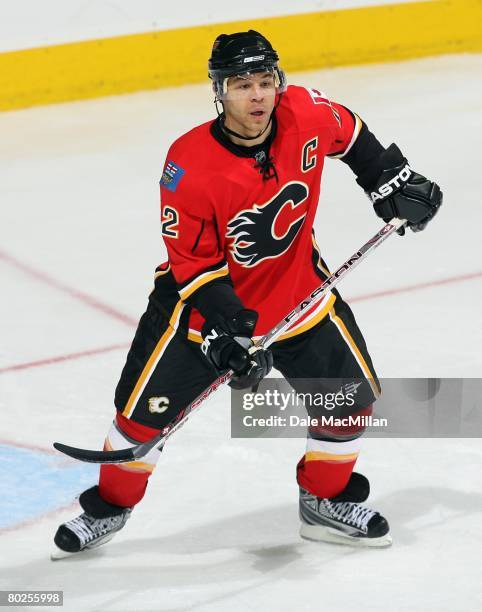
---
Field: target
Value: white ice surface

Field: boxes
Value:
[0,54,481,612]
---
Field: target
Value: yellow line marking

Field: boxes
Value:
[1,1,481,111]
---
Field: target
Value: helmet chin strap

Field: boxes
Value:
[214,93,283,142]
[220,114,273,141]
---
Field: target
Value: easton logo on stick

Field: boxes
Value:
[284,250,363,324]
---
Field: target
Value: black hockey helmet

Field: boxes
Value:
[208,30,287,100]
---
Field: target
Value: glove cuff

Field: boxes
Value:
[356,143,407,191]
[201,308,258,340]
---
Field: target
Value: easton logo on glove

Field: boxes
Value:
[370,164,412,202]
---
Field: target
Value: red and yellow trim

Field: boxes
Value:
[178,264,229,301]
[187,330,203,343]
[122,299,184,419]
[305,450,359,464]
[104,438,155,473]
[329,306,381,398]
[154,263,171,279]
[186,291,336,345]
[276,292,335,341]
[328,112,363,159]
[311,234,331,278]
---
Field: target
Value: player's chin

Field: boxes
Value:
[247,111,269,129]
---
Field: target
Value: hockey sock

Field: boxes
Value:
[98,413,162,508]
[296,437,362,499]
[297,404,374,498]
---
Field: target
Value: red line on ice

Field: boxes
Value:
[1,266,480,375]
[0,343,130,374]
[0,437,60,456]
[0,249,137,327]
[0,501,79,535]
[349,270,482,303]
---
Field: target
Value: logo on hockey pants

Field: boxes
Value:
[148,397,170,414]
[227,181,309,267]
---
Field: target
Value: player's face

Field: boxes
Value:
[223,72,276,139]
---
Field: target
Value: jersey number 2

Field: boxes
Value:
[161,206,179,238]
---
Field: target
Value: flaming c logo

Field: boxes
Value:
[227,181,309,268]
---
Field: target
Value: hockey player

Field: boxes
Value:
[52,30,442,558]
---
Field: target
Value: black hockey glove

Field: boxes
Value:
[366,144,442,235]
[201,309,273,390]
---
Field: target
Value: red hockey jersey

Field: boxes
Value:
[158,84,362,342]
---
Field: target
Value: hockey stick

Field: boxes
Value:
[53,217,406,464]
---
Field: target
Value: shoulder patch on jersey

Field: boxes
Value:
[160,161,185,192]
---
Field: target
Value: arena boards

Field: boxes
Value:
[1,0,481,111]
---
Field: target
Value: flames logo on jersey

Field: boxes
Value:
[227,181,309,267]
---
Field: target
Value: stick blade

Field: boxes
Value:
[53,442,135,464]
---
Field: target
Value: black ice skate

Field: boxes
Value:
[299,472,392,547]
[51,486,132,560]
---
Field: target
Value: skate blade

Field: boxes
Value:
[50,532,117,561]
[300,522,392,548]
[50,546,77,561]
